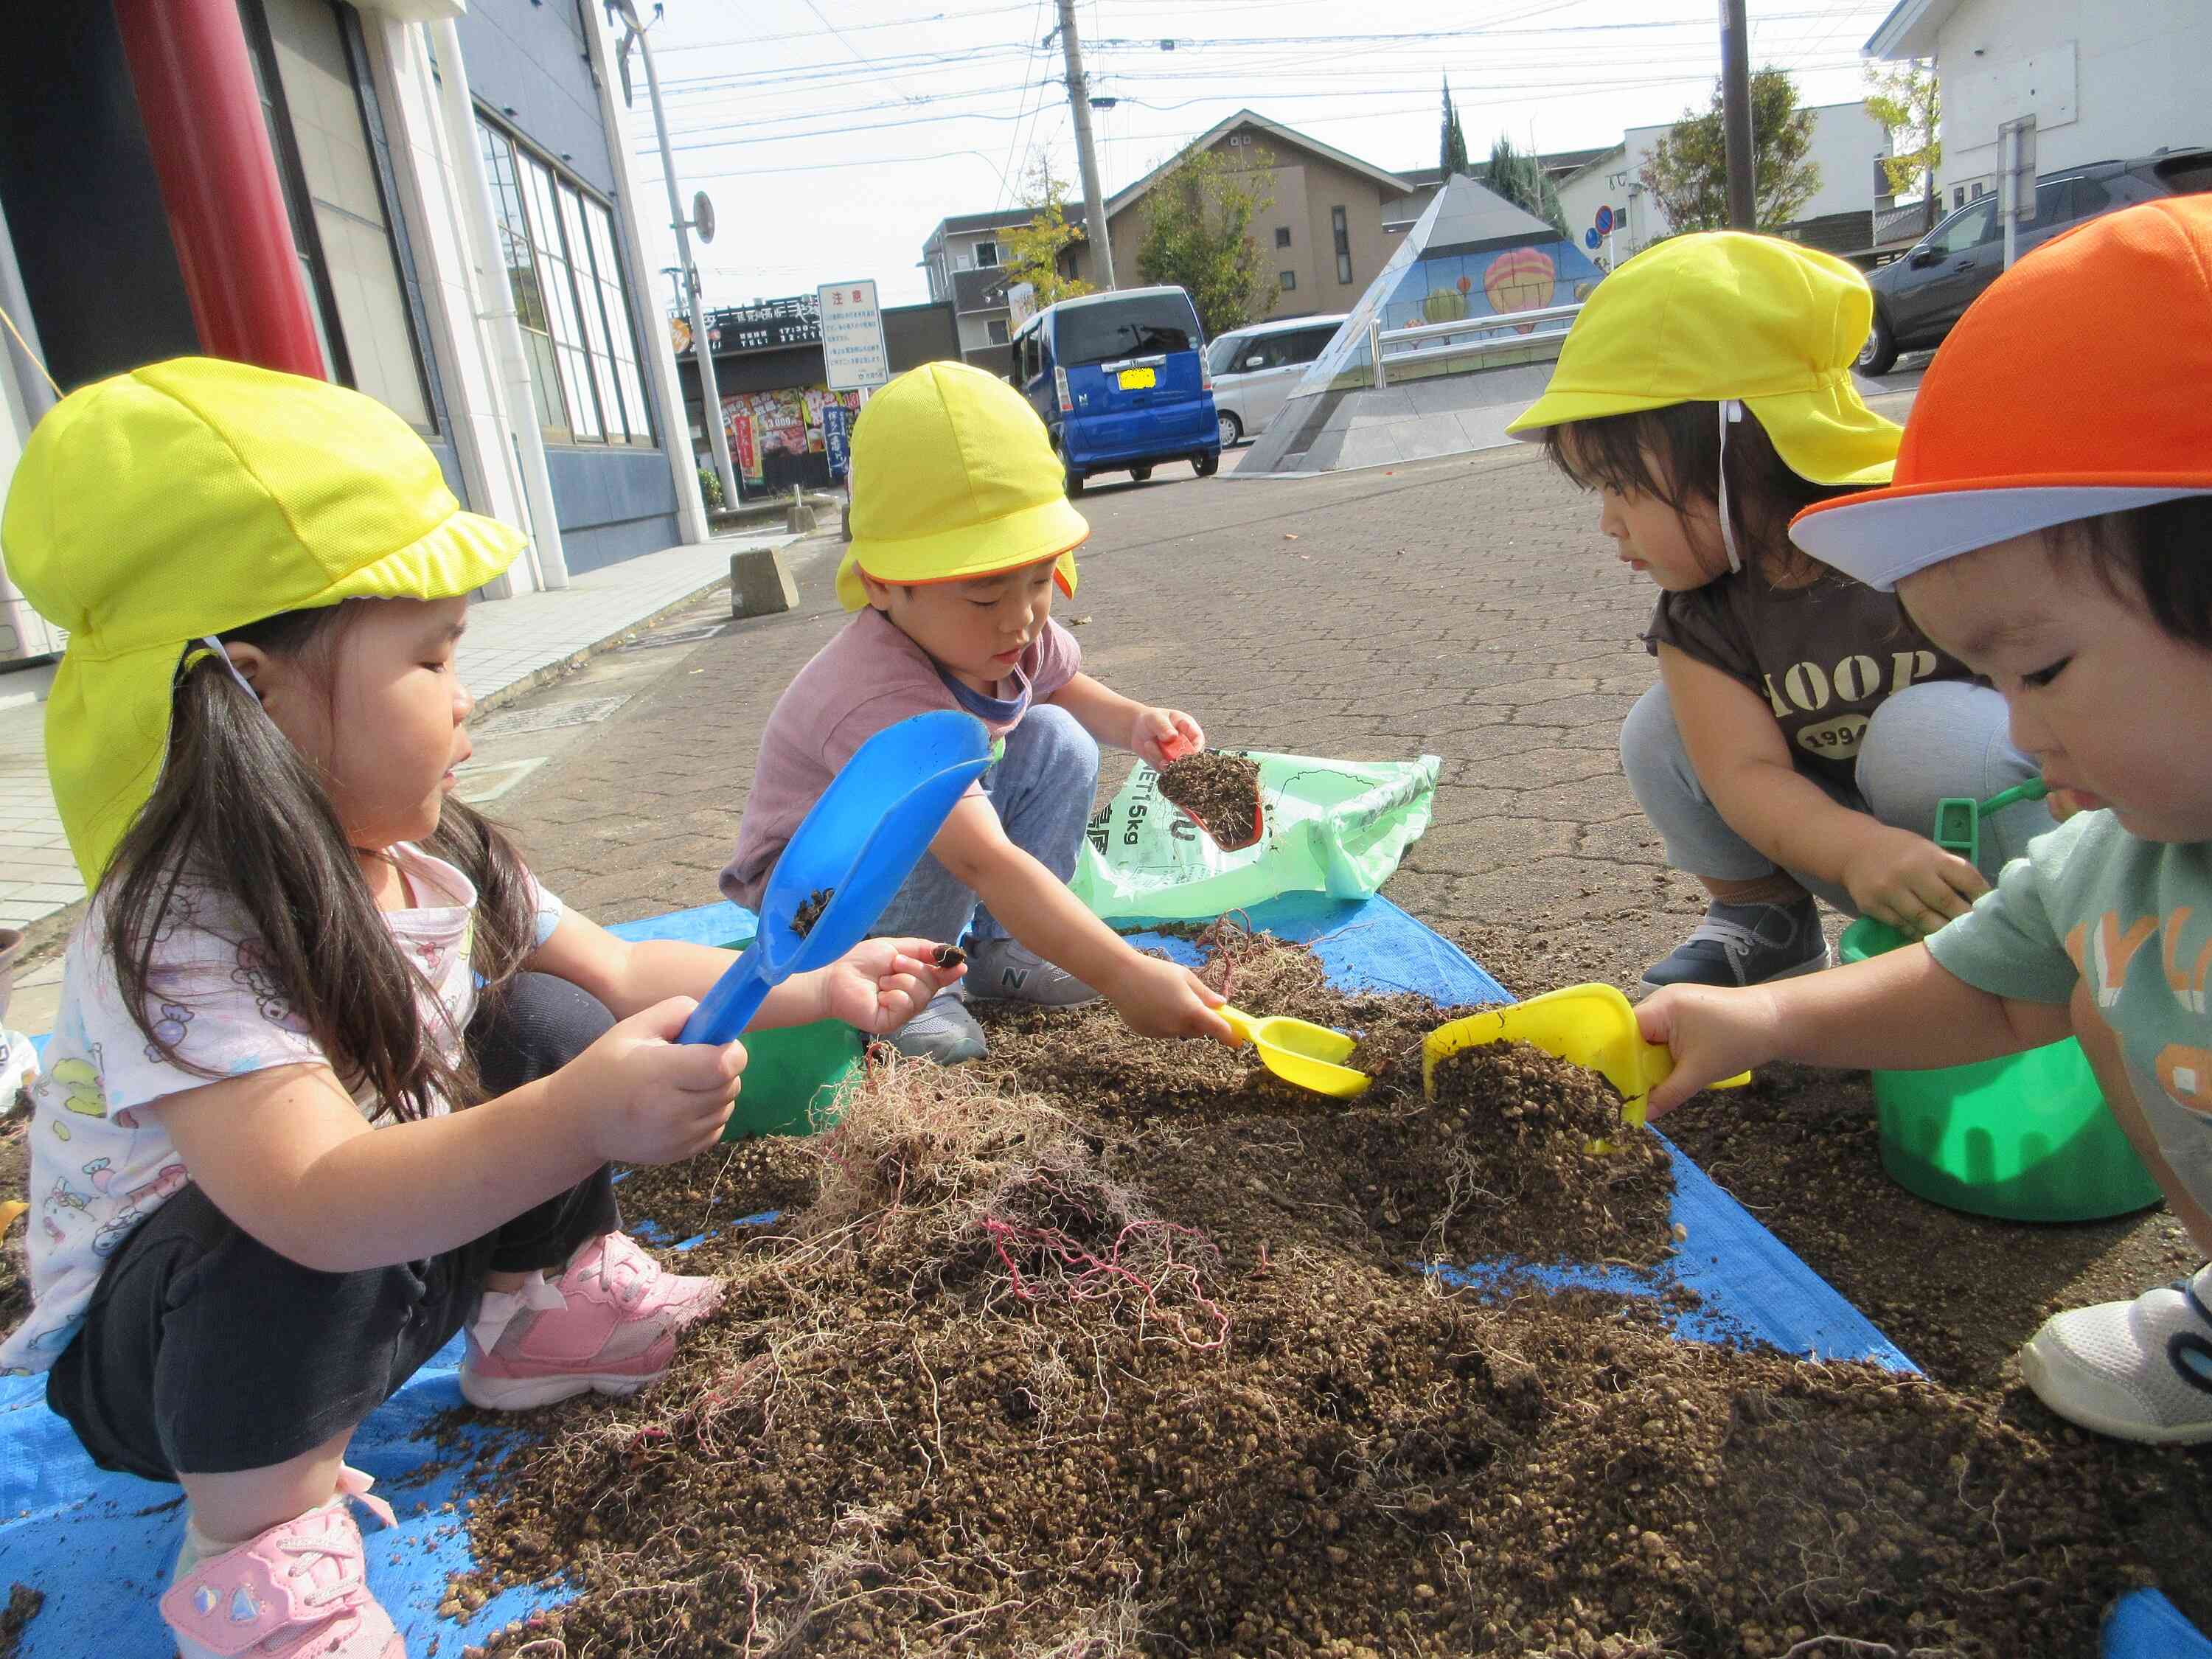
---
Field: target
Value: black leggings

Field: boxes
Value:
[47,973,620,1482]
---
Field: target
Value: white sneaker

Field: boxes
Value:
[2017,1264,2212,1444]
[965,937,1099,1007]
[887,988,988,1064]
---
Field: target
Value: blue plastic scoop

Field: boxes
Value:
[681,709,992,1046]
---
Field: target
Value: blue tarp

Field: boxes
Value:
[0,894,2197,1654]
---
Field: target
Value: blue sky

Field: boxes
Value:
[607,0,1905,310]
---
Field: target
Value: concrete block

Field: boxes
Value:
[785,501,818,533]
[730,546,800,618]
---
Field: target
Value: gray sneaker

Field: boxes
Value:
[1641,898,1829,990]
[887,988,988,1065]
[965,936,1100,1007]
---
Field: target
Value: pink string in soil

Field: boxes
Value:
[980,1215,1230,1350]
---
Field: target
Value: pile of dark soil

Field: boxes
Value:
[0,1585,42,1659]
[437,928,2199,1655]
[0,1114,27,1338]
[1158,751,1264,850]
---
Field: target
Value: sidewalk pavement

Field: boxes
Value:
[0,532,792,1023]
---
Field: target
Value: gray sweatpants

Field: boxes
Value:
[1620,678,2055,916]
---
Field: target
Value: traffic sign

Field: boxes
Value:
[1595,204,1615,235]
[1585,228,1601,249]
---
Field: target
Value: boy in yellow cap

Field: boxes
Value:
[1506,232,2053,990]
[723,361,1233,1061]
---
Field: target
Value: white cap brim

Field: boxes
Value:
[1791,484,2212,591]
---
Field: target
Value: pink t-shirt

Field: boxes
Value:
[721,608,1081,905]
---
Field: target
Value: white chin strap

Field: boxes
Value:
[199,636,260,700]
[1717,399,1745,575]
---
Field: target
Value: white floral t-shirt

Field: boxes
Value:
[0,845,561,1374]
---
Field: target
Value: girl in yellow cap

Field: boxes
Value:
[1641,198,2212,1448]
[0,359,961,1658]
[1507,232,2053,990]
[723,360,1235,1062]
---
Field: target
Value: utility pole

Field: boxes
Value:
[1718,0,1756,230]
[1054,0,1115,291]
[611,1,738,511]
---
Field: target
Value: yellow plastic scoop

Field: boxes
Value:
[1422,982,1750,1130]
[1220,1004,1372,1099]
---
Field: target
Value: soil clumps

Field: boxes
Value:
[444,927,2191,1656]
[790,888,834,939]
[1158,751,1265,850]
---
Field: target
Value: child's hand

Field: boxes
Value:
[1108,954,1234,1043]
[1131,707,1205,768]
[1840,826,1988,937]
[1636,984,1780,1119]
[558,998,745,1166]
[813,938,965,1034]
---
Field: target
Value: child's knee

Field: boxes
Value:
[1017,702,1101,788]
[470,972,616,1096]
[1618,683,1687,793]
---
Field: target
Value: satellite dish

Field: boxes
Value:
[692,191,717,245]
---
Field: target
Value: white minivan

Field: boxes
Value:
[1205,313,1347,448]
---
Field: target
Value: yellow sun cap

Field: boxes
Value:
[834,361,1087,611]
[2,357,525,886]
[1505,231,1902,488]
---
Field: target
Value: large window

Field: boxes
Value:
[477,116,655,446]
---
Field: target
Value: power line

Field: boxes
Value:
[655,3,1034,53]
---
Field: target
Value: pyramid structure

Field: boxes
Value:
[1292,173,1604,396]
[1239,174,1607,475]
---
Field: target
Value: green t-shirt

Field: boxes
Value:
[1927,810,2212,1200]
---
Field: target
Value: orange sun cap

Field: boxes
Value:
[1790,195,2212,591]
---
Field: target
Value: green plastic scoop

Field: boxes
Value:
[1933,776,2048,867]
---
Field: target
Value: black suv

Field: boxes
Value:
[1858,147,2212,375]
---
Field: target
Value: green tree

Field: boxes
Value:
[1134,145,1279,337]
[1001,150,1095,308]
[1484,135,1567,238]
[1440,75,1470,176]
[1865,59,1941,234]
[1642,65,1822,233]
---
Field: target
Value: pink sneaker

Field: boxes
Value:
[161,1468,401,1659]
[459,1231,723,1411]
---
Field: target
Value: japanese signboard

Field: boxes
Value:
[821,403,851,480]
[703,295,821,353]
[816,279,891,391]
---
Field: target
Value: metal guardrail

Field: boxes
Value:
[1366,300,1583,390]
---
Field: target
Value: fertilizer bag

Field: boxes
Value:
[1072,750,1439,922]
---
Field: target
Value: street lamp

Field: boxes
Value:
[608,0,738,512]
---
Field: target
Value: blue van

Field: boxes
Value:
[1010,285,1220,495]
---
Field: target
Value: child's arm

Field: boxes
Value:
[1046,672,1203,767]
[1637,941,2073,1116]
[933,795,1234,1042]
[527,913,961,1034]
[1660,646,1988,933]
[157,998,742,1273]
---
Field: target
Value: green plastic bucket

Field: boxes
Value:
[1837,917,2160,1221]
[714,925,866,1139]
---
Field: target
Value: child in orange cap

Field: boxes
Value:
[1638,197,2212,1445]
[723,361,1234,1062]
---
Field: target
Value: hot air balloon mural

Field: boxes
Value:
[1481,246,1557,333]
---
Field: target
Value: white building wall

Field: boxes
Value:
[357,15,555,598]
[1915,0,2209,204]
[1568,103,1893,262]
